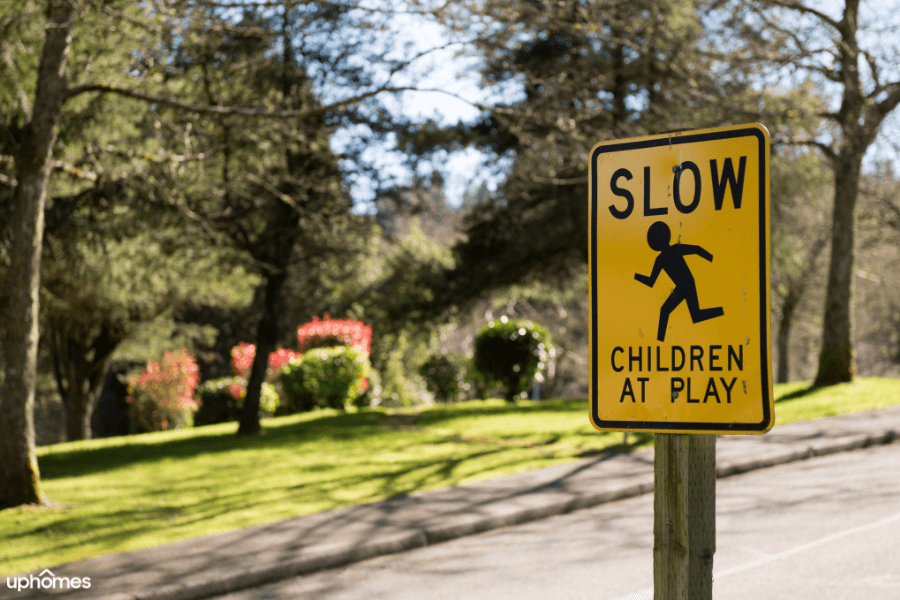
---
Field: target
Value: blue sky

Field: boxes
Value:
[325,7,504,211]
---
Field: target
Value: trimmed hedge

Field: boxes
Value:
[278,346,373,411]
[473,318,552,402]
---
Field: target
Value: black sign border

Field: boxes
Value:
[589,126,772,433]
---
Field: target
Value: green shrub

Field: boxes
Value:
[419,353,465,403]
[194,377,280,426]
[473,318,552,402]
[278,346,372,411]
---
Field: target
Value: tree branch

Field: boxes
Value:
[64,83,438,119]
[862,48,882,90]
[881,195,900,231]
[776,138,838,163]
[100,4,164,37]
[761,0,841,32]
[0,31,32,123]
[190,0,450,17]
[702,46,841,82]
[873,81,900,121]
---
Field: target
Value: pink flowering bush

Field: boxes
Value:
[230,342,301,380]
[224,316,376,414]
[269,347,300,373]
[128,349,200,433]
[230,342,255,379]
[296,314,372,355]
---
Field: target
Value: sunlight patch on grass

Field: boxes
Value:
[773,377,900,425]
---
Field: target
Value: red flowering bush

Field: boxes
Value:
[268,348,300,373]
[128,349,200,433]
[230,342,255,379]
[230,342,301,380]
[223,316,376,414]
[297,314,372,355]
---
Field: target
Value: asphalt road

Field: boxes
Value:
[211,442,900,600]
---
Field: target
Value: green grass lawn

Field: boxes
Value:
[3,376,899,576]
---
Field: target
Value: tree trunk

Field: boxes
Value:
[777,230,829,385]
[237,268,288,436]
[1,167,51,508]
[51,326,120,441]
[776,292,799,384]
[814,146,863,386]
[0,0,75,509]
[60,363,101,442]
[237,199,299,436]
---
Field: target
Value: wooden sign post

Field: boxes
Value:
[588,125,773,597]
[653,434,716,599]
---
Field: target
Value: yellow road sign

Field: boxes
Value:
[589,124,773,434]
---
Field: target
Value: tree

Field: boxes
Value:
[14,67,256,441]
[0,0,75,509]
[720,0,900,384]
[0,0,443,507]
[142,4,367,436]
[40,210,255,441]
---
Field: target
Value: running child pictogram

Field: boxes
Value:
[634,221,724,342]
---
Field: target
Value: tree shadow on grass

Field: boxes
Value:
[371,429,655,501]
[774,385,819,404]
[415,398,587,427]
[4,484,299,570]
[39,400,597,482]
[12,454,473,565]
[33,399,629,542]
[574,432,654,457]
[14,415,658,575]
[37,410,390,480]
